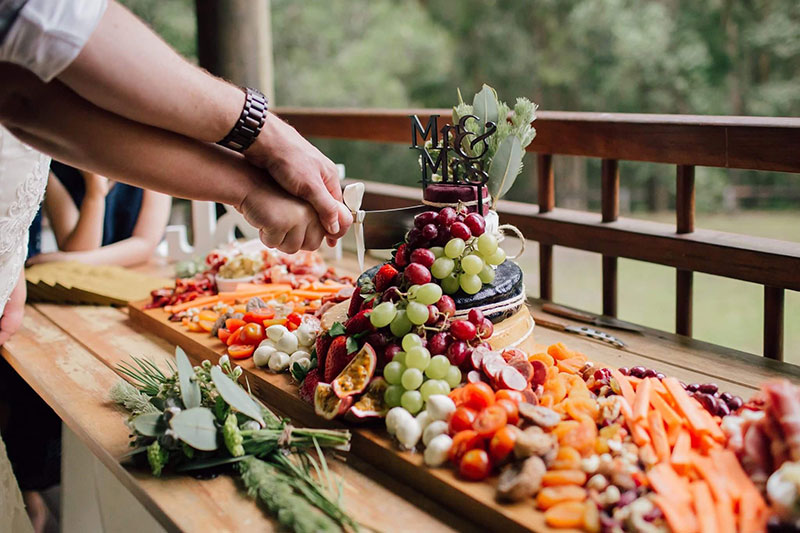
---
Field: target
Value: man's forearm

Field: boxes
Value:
[59,0,243,144]
[0,64,253,207]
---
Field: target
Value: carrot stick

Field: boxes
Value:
[651,378,668,396]
[633,377,653,422]
[648,409,671,463]
[663,377,710,436]
[653,495,698,533]
[739,487,768,533]
[714,494,736,533]
[697,408,726,442]
[671,429,692,474]
[648,463,691,504]
[627,375,643,389]
[690,481,719,533]
[611,369,636,406]
[650,390,683,429]
[691,452,729,504]
[708,449,754,504]
[165,295,220,313]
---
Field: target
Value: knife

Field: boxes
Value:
[531,313,627,348]
[343,183,431,271]
[541,303,645,333]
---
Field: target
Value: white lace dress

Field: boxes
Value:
[0,125,48,533]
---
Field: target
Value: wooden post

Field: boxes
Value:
[675,165,695,336]
[537,154,554,301]
[601,159,619,317]
[195,0,275,102]
[764,286,784,360]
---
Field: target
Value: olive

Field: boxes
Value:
[643,368,658,378]
[720,392,733,403]
[695,393,716,412]
[728,396,744,411]
[630,366,646,378]
[699,383,719,394]
[618,367,630,376]
[686,383,700,392]
[656,372,666,380]
[716,399,731,417]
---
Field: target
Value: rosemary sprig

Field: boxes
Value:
[117,356,175,396]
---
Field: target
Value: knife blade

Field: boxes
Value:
[531,313,627,348]
[541,303,645,333]
[361,205,431,249]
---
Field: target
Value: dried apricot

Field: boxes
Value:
[551,446,582,470]
[557,356,588,374]
[544,501,587,528]
[547,342,574,361]
[536,486,588,510]
[542,469,588,486]
[564,397,600,422]
[560,420,597,456]
[528,351,555,367]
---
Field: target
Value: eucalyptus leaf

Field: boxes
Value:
[175,346,201,409]
[169,407,218,451]
[132,412,165,437]
[488,135,524,204]
[210,366,265,426]
[472,84,499,133]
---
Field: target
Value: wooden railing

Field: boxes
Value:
[276,107,800,360]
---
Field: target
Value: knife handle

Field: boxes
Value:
[542,303,597,325]
[530,313,568,331]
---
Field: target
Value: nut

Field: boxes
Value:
[603,485,621,506]
[587,474,608,491]
[581,455,600,474]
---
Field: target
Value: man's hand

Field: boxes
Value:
[237,173,340,254]
[0,270,26,346]
[245,113,353,240]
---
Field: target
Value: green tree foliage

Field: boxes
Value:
[119,0,799,210]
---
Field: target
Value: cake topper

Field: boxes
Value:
[409,113,497,213]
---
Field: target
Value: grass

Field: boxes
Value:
[511,210,800,365]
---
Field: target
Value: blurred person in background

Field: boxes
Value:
[27,161,171,266]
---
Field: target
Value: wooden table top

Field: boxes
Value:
[3,254,798,532]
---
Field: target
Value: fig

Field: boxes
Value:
[314,382,352,420]
[332,343,377,398]
[346,377,389,421]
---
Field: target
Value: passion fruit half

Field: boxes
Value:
[346,377,389,422]
[314,382,352,420]
[332,343,377,398]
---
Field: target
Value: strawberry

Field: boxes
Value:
[347,285,364,318]
[394,243,410,268]
[345,309,374,335]
[373,263,399,292]
[315,334,333,375]
[299,368,321,404]
[324,336,353,383]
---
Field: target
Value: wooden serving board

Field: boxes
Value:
[129,301,567,533]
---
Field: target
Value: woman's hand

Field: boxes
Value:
[0,270,27,345]
[245,114,353,239]
[83,172,113,198]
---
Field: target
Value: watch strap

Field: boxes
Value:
[217,87,268,152]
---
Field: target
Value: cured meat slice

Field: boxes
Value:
[764,380,800,462]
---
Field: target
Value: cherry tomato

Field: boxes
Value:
[226,326,243,346]
[286,312,302,326]
[463,382,495,411]
[488,426,517,463]
[473,405,508,438]
[226,318,246,332]
[448,430,484,464]
[240,323,265,345]
[243,308,275,323]
[459,449,491,481]
[217,327,232,343]
[227,344,255,359]
[448,387,469,407]
[495,389,524,404]
[495,399,519,425]
[448,406,478,434]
